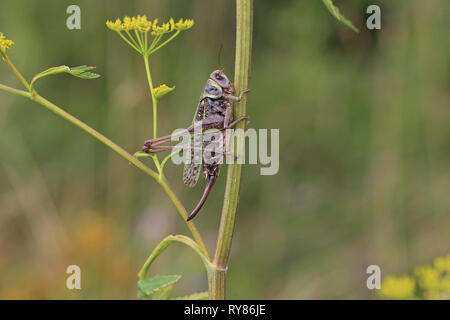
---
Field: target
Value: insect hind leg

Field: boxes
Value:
[142,118,226,151]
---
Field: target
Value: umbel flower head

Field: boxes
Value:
[0,33,15,52]
[106,15,194,56]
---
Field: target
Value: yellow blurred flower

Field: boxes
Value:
[415,266,440,290]
[379,275,415,299]
[434,254,450,273]
[379,253,450,300]
[440,276,450,292]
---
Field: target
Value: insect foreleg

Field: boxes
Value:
[223,88,250,102]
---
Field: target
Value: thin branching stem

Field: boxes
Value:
[0,83,30,98]
[117,32,141,54]
[150,30,180,54]
[143,56,158,140]
[0,51,30,90]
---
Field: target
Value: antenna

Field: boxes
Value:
[217,43,224,70]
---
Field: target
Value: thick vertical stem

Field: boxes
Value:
[209,0,253,300]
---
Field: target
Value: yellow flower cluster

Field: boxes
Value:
[379,275,415,300]
[415,266,440,290]
[435,255,450,272]
[379,254,450,300]
[415,254,450,298]
[106,15,194,35]
[0,35,14,51]
[170,18,195,31]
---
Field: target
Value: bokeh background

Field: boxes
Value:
[0,0,449,299]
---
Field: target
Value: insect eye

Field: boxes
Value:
[215,74,223,81]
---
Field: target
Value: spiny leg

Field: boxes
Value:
[143,118,227,149]
[143,125,195,148]
[143,144,236,160]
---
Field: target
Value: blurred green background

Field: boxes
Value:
[0,0,449,299]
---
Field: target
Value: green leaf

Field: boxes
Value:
[137,275,181,299]
[321,0,359,33]
[30,65,100,90]
[68,65,101,79]
[152,285,174,300]
[153,84,175,100]
[174,291,209,300]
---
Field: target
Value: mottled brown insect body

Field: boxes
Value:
[142,70,249,221]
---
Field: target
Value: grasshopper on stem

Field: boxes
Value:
[142,70,250,221]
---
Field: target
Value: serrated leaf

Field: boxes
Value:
[152,285,174,300]
[137,275,181,299]
[174,291,209,300]
[321,0,359,33]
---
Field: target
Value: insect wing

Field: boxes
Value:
[183,100,207,187]
[183,125,203,187]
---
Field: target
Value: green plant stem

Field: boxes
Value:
[150,30,180,54]
[137,234,214,281]
[117,31,141,54]
[158,176,211,260]
[143,55,158,140]
[31,93,158,178]
[0,83,30,98]
[209,0,253,300]
[0,51,30,91]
